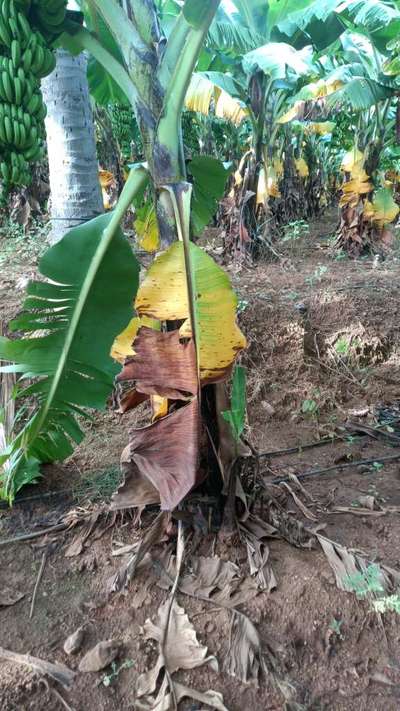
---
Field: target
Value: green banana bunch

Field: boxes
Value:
[28,0,67,42]
[0,0,60,194]
[110,104,137,158]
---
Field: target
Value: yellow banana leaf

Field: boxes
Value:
[134,203,160,252]
[111,316,160,363]
[369,187,399,227]
[99,169,115,188]
[295,157,309,178]
[277,102,302,124]
[256,167,267,205]
[305,121,336,135]
[278,79,343,124]
[185,74,247,125]
[363,200,375,221]
[135,241,246,383]
[339,178,373,207]
[339,158,372,208]
[341,148,364,173]
[185,74,214,115]
[273,158,284,177]
[215,89,248,125]
[257,165,281,201]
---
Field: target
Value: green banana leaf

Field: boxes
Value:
[222,365,247,442]
[0,212,140,502]
[273,0,345,51]
[188,155,233,236]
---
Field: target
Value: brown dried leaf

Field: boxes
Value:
[78,640,122,673]
[180,556,239,598]
[117,399,201,511]
[137,599,218,699]
[0,588,25,607]
[118,327,197,399]
[317,534,400,593]
[157,554,259,607]
[225,611,269,684]
[0,646,75,689]
[240,516,277,592]
[136,680,229,711]
[64,511,101,558]
[108,512,168,593]
[267,503,316,549]
[280,482,318,522]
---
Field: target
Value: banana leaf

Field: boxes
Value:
[0,211,141,502]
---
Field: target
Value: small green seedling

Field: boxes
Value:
[305,265,328,286]
[329,618,344,639]
[374,595,400,614]
[102,659,134,687]
[281,220,309,244]
[237,299,248,314]
[335,336,351,356]
[372,462,384,471]
[222,365,246,443]
[301,399,318,416]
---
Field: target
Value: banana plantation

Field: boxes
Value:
[2,1,400,709]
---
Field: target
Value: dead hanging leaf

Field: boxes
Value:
[0,647,75,689]
[0,588,25,607]
[225,611,269,684]
[113,399,201,511]
[316,535,400,594]
[111,443,160,511]
[78,640,122,673]
[137,598,218,700]
[118,327,197,399]
[118,388,149,414]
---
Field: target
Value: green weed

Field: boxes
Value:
[344,564,384,599]
[281,220,309,244]
[102,659,134,687]
[305,265,328,287]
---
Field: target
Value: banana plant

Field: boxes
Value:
[0,0,247,506]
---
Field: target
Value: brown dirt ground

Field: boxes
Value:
[2,210,400,710]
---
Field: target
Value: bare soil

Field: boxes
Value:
[2,210,400,710]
